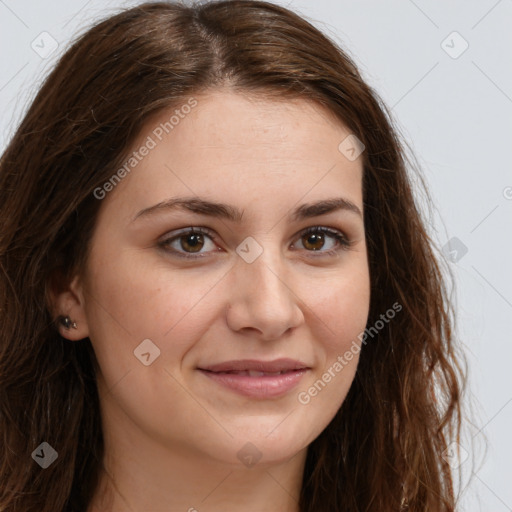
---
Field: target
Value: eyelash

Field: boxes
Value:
[158,226,352,260]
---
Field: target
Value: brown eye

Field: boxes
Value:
[179,233,205,253]
[293,226,350,255]
[160,228,217,258]
[302,232,325,251]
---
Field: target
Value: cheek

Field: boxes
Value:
[296,287,368,440]
[301,262,370,351]
[293,260,369,421]
[83,250,226,372]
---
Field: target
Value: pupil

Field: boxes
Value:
[305,233,324,250]
[182,233,204,252]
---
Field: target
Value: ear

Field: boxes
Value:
[47,269,90,341]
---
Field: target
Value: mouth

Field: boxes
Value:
[204,369,297,376]
[197,359,310,398]
[198,358,310,373]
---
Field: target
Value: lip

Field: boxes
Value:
[198,368,309,398]
[199,358,309,373]
[197,358,311,399]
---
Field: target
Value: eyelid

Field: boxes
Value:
[158,225,352,259]
[292,226,351,256]
[158,227,218,259]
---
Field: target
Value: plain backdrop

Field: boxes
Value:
[1,1,511,510]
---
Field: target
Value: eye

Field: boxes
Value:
[159,227,218,258]
[159,225,351,260]
[292,226,351,256]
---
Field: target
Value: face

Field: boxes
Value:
[67,90,370,467]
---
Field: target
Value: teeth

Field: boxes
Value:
[248,370,284,377]
[221,370,287,376]
[248,370,266,377]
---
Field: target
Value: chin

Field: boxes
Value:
[207,425,311,468]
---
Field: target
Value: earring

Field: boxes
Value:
[59,315,78,330]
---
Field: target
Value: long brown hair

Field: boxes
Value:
[0,1,465,510]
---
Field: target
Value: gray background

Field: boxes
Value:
[1,0,511,509]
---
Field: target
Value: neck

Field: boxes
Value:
[89,442,306,512]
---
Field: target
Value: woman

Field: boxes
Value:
[0,1,465,511]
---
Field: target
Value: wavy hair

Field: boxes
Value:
[0,1,465,510]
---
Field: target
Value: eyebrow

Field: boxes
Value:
[132,196,362,223]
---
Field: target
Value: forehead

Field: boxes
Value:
[165,90,351,157]
[99,90,364,222]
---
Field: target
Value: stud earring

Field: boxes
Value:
[59,315,78,330]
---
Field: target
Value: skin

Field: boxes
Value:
[52,90,370,512]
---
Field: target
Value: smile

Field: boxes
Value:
[197,360,310,399]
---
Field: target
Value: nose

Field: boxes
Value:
[226,248,305,341]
